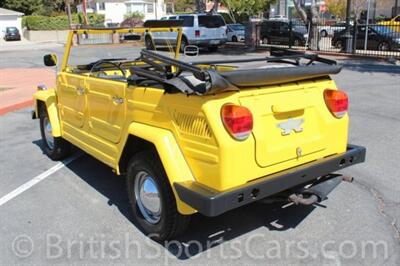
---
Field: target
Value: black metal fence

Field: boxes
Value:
[255,20,400,58]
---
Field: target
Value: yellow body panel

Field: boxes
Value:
[34,27,349,215]
[33,89,62,137]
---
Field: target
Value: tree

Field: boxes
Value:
[293,0,320,50]
[173,0,195,12]
[3,0,43,15]
[325,0,347,19]
[223,0,276,17]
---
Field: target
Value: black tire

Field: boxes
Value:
[207,45,218,52]
[145,35,155,50]
[232,36,238,42]
[126,150,191,241]
[180,37,188,53]
[39,107,71,160]
[321,30,328,38]
[293,38,302,46]
[377,42,390,51]
[262,37,269,44]
[334,40,343,49]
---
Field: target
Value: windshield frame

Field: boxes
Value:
[62,27,183,72]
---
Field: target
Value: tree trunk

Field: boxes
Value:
[292,0,320,50]
[210,0,219,14]
[196,0,206,12]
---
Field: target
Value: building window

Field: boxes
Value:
[147,4,154,13]
[99,2,105,11]
[126,3,145,14]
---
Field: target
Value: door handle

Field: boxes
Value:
[76,87,85,95]
[112,96,124,105]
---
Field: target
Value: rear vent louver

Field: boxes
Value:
[173,111,212,139]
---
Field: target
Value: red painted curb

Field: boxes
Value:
[0,100,33,116]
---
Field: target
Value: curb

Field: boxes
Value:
[0,100,33,116]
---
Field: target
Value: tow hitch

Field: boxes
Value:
[289,174,353,206]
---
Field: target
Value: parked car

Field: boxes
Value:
[260,20,308,46]
[3,27,21,41]
[332,25,400,51]
[227,23,245,42]
[33,23,365,241]
[147,13,227,52]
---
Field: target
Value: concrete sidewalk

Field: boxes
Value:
[0,68,55,115]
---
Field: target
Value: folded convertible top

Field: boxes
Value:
[219,64,342,87]
[131,48,342,95]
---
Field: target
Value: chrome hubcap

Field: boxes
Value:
[43,117,54,149]
[134,171,161,224]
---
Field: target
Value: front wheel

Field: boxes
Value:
[320,30,328,38]
[39,108,71,160]
[232,36,238,42]
[126,151,191,241]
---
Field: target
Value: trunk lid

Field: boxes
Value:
[239,86,328,168]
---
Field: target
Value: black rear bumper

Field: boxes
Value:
[174,144,366,217]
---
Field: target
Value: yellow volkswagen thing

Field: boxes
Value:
[33,20,366,241]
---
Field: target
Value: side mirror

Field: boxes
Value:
[44,54,58,67]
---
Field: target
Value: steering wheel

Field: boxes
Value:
[89,61,126,77]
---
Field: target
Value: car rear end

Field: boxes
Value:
[190,14,227,47]
[171,64,365,216]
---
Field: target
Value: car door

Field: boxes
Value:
[269,22,281,43]
[57,72,87,128]
[279,22,290,44]
[85,75,127,144]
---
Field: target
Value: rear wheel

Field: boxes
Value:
[126,150,191,241]
[293,38,301,46]
[320,30,328,38]
[262,37,269,44]
[39,107,71,160]
[180,37,188,53]
[232,36,238,42]
[378,41,390,51]
[145,35,155,50]
[334,40,343,49]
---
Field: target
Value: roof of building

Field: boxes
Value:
[0,8,24,16]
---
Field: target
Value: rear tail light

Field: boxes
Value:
[221,104,253,140]
[195,30,200,37]
[324,89,348,118]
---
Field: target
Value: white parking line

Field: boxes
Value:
[0,153,81,207]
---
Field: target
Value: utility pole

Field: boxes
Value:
[344,0,353,53]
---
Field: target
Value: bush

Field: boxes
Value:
[24,13,105,30]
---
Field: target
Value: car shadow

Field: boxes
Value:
[35,145,317,260]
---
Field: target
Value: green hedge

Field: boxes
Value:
[24,13,105,30]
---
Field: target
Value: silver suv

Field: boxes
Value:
[147,13,228,52]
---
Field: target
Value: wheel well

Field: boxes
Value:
[119,135,157,174]
[36,100,45,118]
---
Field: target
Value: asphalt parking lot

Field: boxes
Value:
[0,46,399,265]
